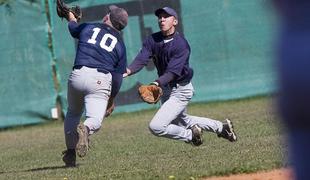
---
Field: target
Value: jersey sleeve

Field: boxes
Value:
[128,37,153,74]
[68,21,87,38]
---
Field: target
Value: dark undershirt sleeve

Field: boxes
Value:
[110,72,123,98]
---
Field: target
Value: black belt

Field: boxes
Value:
[73,65,109,74]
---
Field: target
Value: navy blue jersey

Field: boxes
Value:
[68,21,127,98]
[128,31,193,87]
[68,21,127,74]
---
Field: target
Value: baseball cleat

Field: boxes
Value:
[218,119,237,142]
[191,124,203,146]
[76,123,89,157]
[62,149,76,167]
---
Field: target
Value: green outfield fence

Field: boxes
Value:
[0,0,276,128]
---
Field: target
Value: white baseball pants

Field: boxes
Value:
[64,66,111,149]
[149,82,223,143]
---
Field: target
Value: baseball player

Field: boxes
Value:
[123,7,237,146]
[61,5,128,167]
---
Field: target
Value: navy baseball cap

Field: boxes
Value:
[109,5,128,31]
[155,7,178,19]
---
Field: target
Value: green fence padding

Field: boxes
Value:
[0,0,276,128]
[181,0,276,102]
[50,0,276,114]
[0,0,57,128]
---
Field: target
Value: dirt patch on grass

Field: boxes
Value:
[203,168,294,180]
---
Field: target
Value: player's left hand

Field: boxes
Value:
[56,0,82,22]
[68,12,77,22]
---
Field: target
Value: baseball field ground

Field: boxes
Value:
[0,96,288,179]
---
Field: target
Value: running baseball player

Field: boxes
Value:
[60,5,128,167]
[123,7,237,146]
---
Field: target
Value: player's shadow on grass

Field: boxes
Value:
[25,165,80,172]
[0,165,79,175]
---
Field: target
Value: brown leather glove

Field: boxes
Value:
[138,83,163,104]
[56,0,82,21]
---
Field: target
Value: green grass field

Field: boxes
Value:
[0,96,288,180]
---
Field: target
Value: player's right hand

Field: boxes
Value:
[123,68,131,78]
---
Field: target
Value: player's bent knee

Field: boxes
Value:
[84,117,102,134]
[148,122,165,136]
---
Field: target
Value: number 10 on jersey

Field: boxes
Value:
[87,27,118,52]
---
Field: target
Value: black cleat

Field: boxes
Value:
[62,149,76,167]
[218,119,237,142]
[191,125,203,146]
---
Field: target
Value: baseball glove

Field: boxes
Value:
[138,84,163,104]
[56,0,82,21]
[105,98,115,117]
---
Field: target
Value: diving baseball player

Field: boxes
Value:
[60,5,128,167]
[123,7,237,146]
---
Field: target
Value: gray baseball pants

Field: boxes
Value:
[149,82,223,143]
[64,66,111,149]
